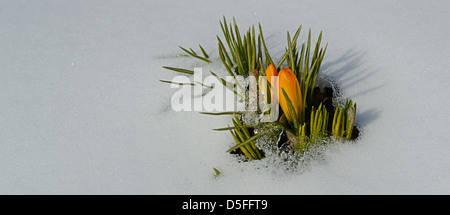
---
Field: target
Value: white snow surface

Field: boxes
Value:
[1,0,450,194]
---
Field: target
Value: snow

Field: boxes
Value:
[1,0,450,194]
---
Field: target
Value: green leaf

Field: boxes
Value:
[199,44,209,58]
[159,80,195,86]
[298,43,305,83]
[199,111,244,115]
[226,128,270,153]
[162,66,194,75]
[213,122,266,131]
[259,23,273,66]
[232,118,259,159]
[292,25,302,48]
[213,168,221,176]
[210,70,244,98]
[217,37,234,73]
[233,115,262,159]
[228,126,254,159]
[295,81,303,124]
[276,51,288,70]
[194,81,213,89]
[179,46,211,63]
[281,88,299,134]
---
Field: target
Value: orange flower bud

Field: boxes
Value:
[265,64,278,87]
[278,67,302,122]
[260,64,278,103]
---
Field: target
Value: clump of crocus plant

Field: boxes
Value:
[162,17,359,162]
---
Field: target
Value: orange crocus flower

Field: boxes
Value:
[262,64,278,97]
[262,64,303,122]
[278,67,302,122]
[265,64,278,87]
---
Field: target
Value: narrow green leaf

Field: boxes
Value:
[218,38,235,77]
[229,127,254,159]
[189,48,197,55]
[306,29,311,73]
[231,120,256,159]
[233,114,262,159]
[295,81,303,124]
[162,66,194,75]
[259,23,273,66]
[179,46,211,63]
[312,31,322,63]
[292,25,302,48]
[217,36,234,71]
[276,51,288,70]
[257,34,262,69]
[200,111,244,115]
[195,81,213,89]
[310,106,316,135]
[287,31,295,70]
[199,44,209,59]
[159,80,195,86]
[213,168,221,176]
[213,124,257,131]
[281,88,299,134]
[210,70,244,98]
[298,43,305,87]
[226,128,270,153]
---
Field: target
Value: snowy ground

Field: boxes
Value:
[1,0,450,194]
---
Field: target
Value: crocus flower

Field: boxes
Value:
[262,64,303,122]
[278,67,302,122]
[265,64,278,88]
[261,64,278,101]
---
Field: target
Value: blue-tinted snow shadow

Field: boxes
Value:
[357,108,382,128]
[321,47,385,91]
[321,47,384,127]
